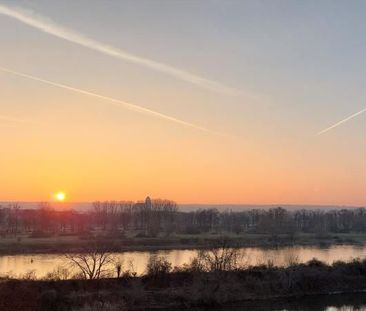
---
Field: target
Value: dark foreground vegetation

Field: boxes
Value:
[2,257,366,311]
[220,293,366,311]
[1,199,366,253]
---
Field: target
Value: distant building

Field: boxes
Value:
[145,196,152,210]
[132,196,153,231]
[133,196,152,211]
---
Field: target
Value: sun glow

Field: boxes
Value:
[55,192,66,202]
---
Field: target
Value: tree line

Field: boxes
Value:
[0,201,366,236]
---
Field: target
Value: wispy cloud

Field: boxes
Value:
[0,4,240,96]
[0,67,221,135]
[317,107,366,135]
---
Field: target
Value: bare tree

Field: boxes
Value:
[194,237,243,272]
[66,243,115,279]
[145,254,172,277]
[8,203,20,236]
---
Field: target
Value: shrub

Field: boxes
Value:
[306,258,327,268]
[44,266,70,281]
[22,270,37,280]
[194,238,244,272]
[145,255,172,277]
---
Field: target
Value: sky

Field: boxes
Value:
[1,0,366,205]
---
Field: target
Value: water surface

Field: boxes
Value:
[1,244,366,278]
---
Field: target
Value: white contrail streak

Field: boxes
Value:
[317,107,366,135]
[0,67,218,134]
[0,4,240,96]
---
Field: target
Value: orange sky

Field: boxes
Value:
[1,2,366,205]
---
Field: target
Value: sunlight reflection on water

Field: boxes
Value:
[0,245,366,278]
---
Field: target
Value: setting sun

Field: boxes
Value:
[55,192,66,202]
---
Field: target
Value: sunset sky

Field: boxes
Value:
[1,0,366,205]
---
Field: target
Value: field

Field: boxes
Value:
[0,231,366,255]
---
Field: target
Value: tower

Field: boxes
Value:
[145,196,152,210]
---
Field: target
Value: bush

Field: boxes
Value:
[22,270,37,280]
[145,255,172,277]
[194,238,244,272]
[306,258,327,268]
[44,266,70,281]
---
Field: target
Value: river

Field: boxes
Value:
[1,244,366,278]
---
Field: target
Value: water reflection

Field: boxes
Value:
[0,245,366,278]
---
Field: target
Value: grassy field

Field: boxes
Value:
[0,231,366,255]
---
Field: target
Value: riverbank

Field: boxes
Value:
[1,259,366,310]
[1,232,366,255]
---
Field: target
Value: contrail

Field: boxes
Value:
[0,67,219,134]
[0,4,240,96]
[317,107,366,135]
